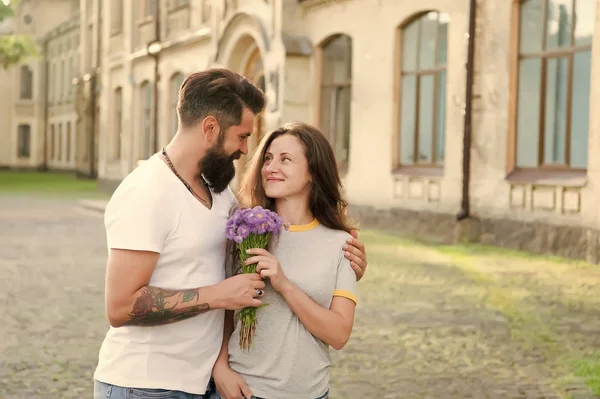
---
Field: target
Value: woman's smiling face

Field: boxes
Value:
[261,134,312,200]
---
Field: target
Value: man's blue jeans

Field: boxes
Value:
[94,380,208,399]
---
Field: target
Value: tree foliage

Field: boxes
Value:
[0,1,38,70]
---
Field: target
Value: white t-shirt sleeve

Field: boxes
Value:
[104,185,169,253]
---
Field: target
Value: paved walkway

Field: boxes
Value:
[0,198,108,399]
[1,197,599,398]
[78,198,108,214]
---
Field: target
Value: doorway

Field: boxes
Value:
[234,44,266,189]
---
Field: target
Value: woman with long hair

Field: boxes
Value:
[210,122,358,399]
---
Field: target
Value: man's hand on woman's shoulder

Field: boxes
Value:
[343,230,368,281]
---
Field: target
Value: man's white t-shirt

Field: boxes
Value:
[94,154,237,394]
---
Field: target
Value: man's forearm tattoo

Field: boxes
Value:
[123,287,210,326]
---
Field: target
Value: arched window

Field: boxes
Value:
[20,65,33,99]
[111,0,123,33]
[170,73,184,137]
[397,11,449,166]
[513,0,594,169]
[319,34,352,166]
[140,81,153,159]
[145,0,157,17]
[114,87,123,159]
[17,124,31,158]
[66,122,71,163]
[50,124,56,161]
[58,123,63,162]
[243,48,265,146]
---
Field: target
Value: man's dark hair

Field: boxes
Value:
[177,68,265,131]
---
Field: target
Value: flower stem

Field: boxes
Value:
[236,233,271,350]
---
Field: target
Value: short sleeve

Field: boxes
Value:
[333,247,357,305]
[104,185,169,253]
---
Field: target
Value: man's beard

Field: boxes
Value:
[198,143,242,194]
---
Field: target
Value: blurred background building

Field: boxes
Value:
[1,0,599,262]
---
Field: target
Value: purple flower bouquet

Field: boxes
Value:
[226,206,287,350]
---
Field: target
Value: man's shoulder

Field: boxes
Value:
[107,158,168,209]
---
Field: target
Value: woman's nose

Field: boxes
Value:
[266,161,278,172]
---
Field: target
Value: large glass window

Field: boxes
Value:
[140,81,153,159]
[319,34,352,165]
[515,0,594,169]
[398,11,450,166]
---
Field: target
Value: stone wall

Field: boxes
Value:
[351,204,596,263]
[477,218,589,260]
[348,205,457,245]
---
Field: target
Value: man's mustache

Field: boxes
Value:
[231,151,242,161]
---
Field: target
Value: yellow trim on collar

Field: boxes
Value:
[288,218,320,232]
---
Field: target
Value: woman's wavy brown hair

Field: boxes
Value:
[237,121,357,234]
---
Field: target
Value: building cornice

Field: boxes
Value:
[41,12,80,43]
[129,27,211,61]
[298,0,351,11]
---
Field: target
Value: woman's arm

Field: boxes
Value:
[212,311,254,399]
[213,310,235,367]
[212,240,254,399]
[279,284,355,350]
[246,248,356,350]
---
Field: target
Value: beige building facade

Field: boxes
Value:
[2,0,600,262]
[0,0,80,171]
[46,7,80,172]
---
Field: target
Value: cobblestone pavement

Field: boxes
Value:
[0,198,108,399]
[331,236,600,399]
[1,197,599,399]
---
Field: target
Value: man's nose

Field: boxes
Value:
[240,140,248,155]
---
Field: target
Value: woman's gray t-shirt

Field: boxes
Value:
[226,220,357,399]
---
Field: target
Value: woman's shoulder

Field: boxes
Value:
[313,224,352,246]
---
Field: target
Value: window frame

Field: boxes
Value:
[393,10,449,175]
[58,123,63,162]
[66,122,72,163]
[168,0,190,12]
[19,65,33,100]
[17,124,31,158]
[110,0,123,35]
[114,87,123,160]
[314,33,353,172]
[169,73,184,138]
[140,81,153,160]
[507,0,593,177]
[49,124,55,161]
[145,0,157,18]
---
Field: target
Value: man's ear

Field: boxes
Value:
[201,116,220,143]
